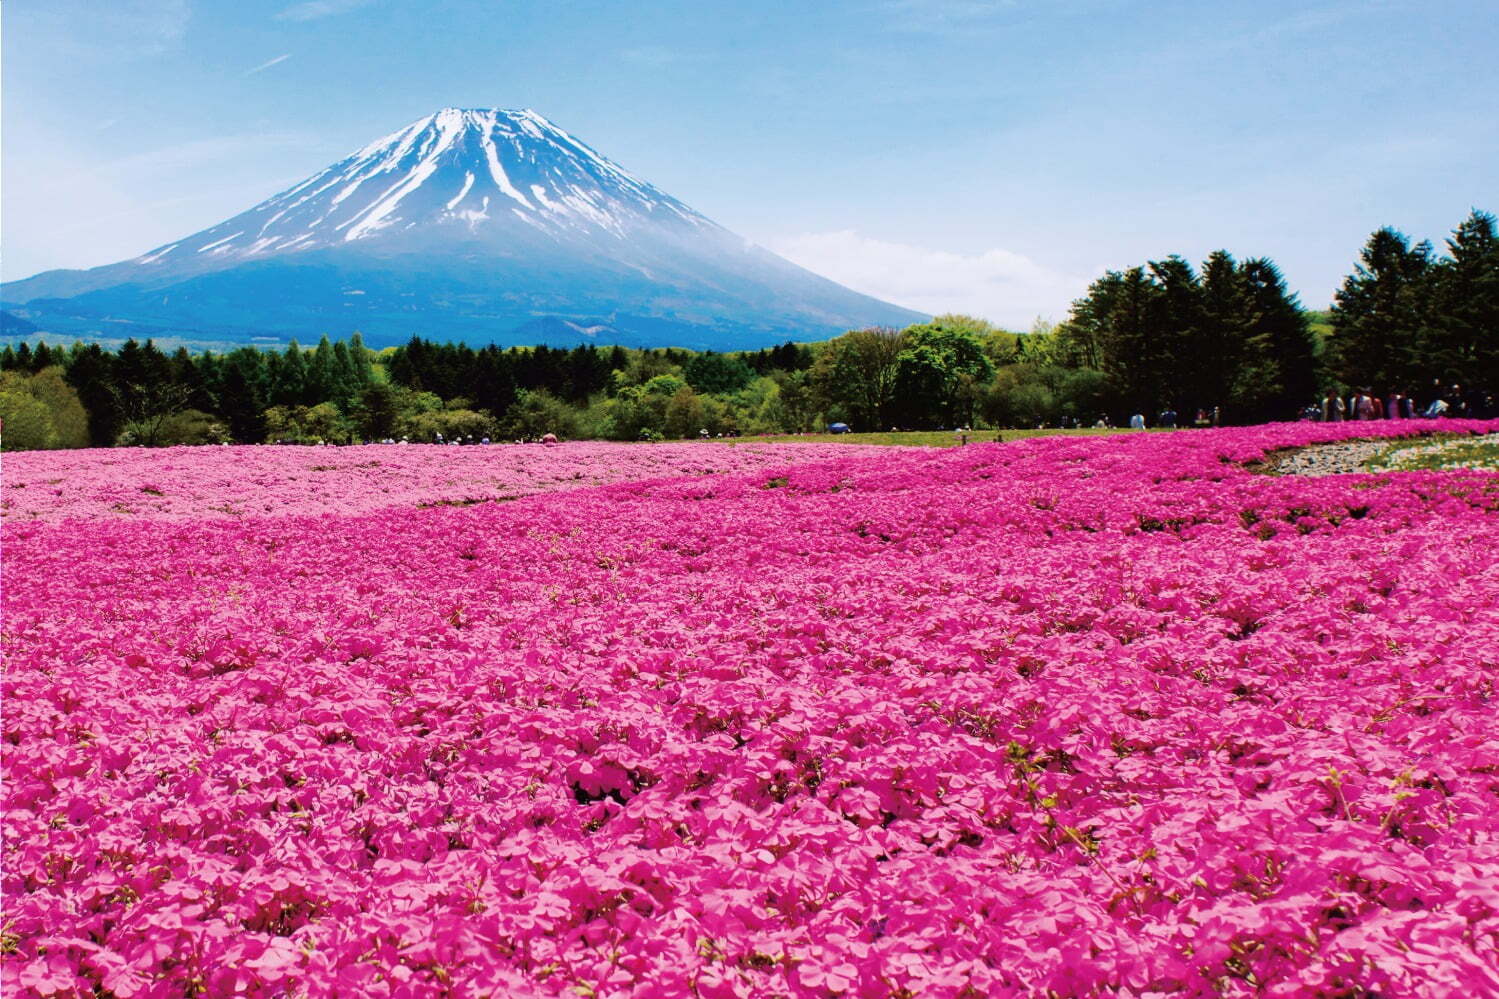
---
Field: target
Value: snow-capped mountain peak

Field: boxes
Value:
[133,107,712,265]
[4,106,924,349]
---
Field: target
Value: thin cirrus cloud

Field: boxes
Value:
[245,54,293,76]
[772,229,1091,329]
[12,0,191,57]
[274,0,373,22]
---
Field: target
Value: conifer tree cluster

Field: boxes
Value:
[1331,210,1499,397]
[1052,253,1318,422]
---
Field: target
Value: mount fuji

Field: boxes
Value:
[2,108,923,348]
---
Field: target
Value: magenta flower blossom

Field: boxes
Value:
[4,422,1498,997]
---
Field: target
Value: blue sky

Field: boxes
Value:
[4,0,1495,327]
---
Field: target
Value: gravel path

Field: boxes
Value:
[1259,432,1499,476]
[1257,438,1391,476]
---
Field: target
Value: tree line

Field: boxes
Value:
[1035,209,1497,424]
[2,210,1494,450]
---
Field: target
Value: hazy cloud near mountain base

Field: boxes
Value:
[772,230,1090,330]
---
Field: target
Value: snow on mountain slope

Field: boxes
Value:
[132,109,716,266]
[1,108,925,349]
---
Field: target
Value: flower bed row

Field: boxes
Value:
[0,441,897,524]
[4,420,1498,996]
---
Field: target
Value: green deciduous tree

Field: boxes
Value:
[1,367,90,450]
[810,327,906,430]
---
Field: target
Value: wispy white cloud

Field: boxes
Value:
[772,229,1091,329]
[245,53,293,76]
[15,0,191,57]
[275,0,372,22]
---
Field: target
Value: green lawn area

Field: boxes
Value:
[729,427,1176,447]
[1363,433,1499,471]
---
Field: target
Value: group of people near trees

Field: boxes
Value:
[1,210,1494,450]
[1316,383,1496,422]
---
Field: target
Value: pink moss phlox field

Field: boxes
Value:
[4,421,1499,997]
[1,441,897,524]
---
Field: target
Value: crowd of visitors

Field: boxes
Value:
[1306,382,1496,423]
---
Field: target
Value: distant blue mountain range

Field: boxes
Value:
[1,108,923,349]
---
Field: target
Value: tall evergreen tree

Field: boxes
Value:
[1331,227,1433,392]
[61,343,120,446]
[347,332,374,388]
[1146,256,1206,409]
[275,341,310,406]
[219,350,268,443]
[1100,267,1161,411]
[1195,250,1249,412]
[1058,271,1122,372]
[1425,209,1499,388]
[307,335,338,405]
[1234,258,1318,421]
[30,342,55,372]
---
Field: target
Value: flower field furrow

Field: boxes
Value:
[4,421,1499,997]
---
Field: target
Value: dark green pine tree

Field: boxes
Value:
[30,341,55,372]
[306,335,338,405]
[1331,227,1433,392]
[1100,266,1164,413]
[346,332,374,388]
[388,336,428,390]
[331,341,359,409]
[274,341,309,407]
[1234,258,1319,422]
[1196,250,1249,414]
[170,347,214,412]
[61,343,121,446]
[1146,255,1206,411]
[472,346,517,416]
[0,344,16,370]
[1062,270,1127,374]
[219,349,269,442]
[606,345,629,377]
[1424,209,1499,389]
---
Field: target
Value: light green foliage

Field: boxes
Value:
[769,370,818,433]
[0,388,58,450]
[611,351,682,392]
[150,409,230,446]
[663,386,707,439]
[0,367,91,450]
[892,320,995,428]
[640,374,687,398]
[499,390,576,440]
[403,408,494,442]
[264,402,353,443]
[809,326,906,430]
